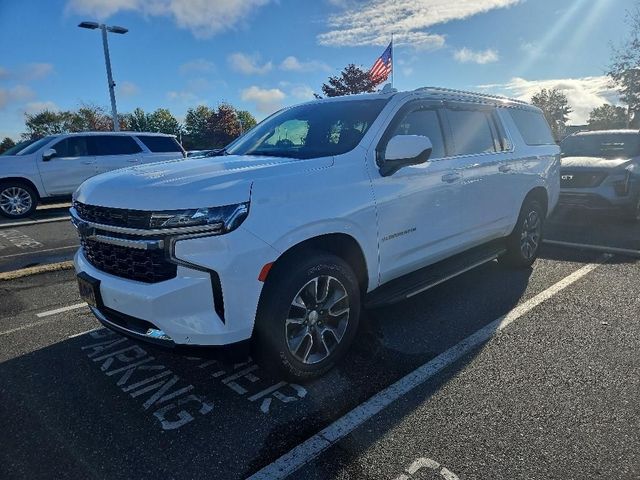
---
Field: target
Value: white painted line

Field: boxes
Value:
[37,302,87,318]
[0,244,77,259]
[0,216,69,229]
[543,239,640,257]
[248,257,608,480]
[68,327,100,339]
[0,318,61,336]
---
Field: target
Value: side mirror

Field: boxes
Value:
[379,135,433,177]
[42,148,57,161]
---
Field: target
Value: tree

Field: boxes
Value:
[320,64,377,97]
[126,107,150,132]
[236,110,257,133]
[67,104,112,132]
[531,88,572,140]
[608,5,640,128]
[23,110,71,139]
[0,137,16,154]
[183,105,214,149]
[208,103,241,147]
[587,104,629,130]
[147,108,181,135]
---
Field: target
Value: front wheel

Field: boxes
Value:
[499,198,544,268]
[0,182,38,219]
[253,252,361,381]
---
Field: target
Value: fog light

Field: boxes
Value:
[146,328,172,340]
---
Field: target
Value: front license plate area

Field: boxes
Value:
[77,272,100,308]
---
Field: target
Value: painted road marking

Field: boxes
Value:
[543,239,640,258]
[36,302,87,318]
[0,317,63,336]
[0,244,77,260]
[393,456,460,480]
[68,327,100,339]
[248,257,608,479]
[0,216,69,229]
[0,229,43,250]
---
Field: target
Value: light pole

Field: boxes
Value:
[78,21,128,131]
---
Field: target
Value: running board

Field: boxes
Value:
[365,240,507,308]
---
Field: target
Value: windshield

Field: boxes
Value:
[16,136,56,155]
[561,133,640,158]
[226,99,389,159]
[0,139,39,156]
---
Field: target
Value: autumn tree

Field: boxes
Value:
[147,108,181,135]
[0,137,16,154]
[320,64,377,97]
[531,88,572,140]
[587,104,629,131]
[608,4,640,128]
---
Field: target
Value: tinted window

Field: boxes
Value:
[509,109,555,145]
[561,133,640,159]
[447,109,497,156]
[52,137,91,157]
[137,136,182,153]
[391,109,446,159]
[92,135,142,155]
[1,139,38,156]
[227,99,389,160]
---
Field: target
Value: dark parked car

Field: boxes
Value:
[559,130,640,221]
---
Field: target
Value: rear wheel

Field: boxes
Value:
[0,182,38,219]
[499,198,544,268]
[253,251,361,381]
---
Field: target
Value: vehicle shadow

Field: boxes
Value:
[545,206,640,252]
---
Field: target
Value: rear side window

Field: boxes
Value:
[391,109,446,159]
[92,135,143,156]
[137,135,182,153]
[446,109,497,156]
[509,109,555,145]
[53,137,91,157]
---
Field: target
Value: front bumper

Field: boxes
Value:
[74,225,280,347]
[559,172,639,212]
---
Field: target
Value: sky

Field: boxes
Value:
[0,0,636,140]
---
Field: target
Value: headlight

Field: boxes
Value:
[149,202,249,233]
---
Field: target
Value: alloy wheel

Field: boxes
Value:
[520,210,541,260]
[285,275,350,365]
[0,186,33,217]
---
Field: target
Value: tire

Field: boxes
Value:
[253,251,361,381]
[0,181,38,219]
[499,198,545,269]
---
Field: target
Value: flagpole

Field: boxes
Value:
[391,33,394,89]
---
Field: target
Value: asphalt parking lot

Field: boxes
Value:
[1,223,638,479]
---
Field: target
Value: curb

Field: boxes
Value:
[0,261,75,281]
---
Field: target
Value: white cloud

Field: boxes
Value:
[290,85,315,100]
[241,86,285,114]
[0,85,36,110]
[454,47,498,64]
[179,58,215,74]
[228,53,273,75]
[0,63,54,82]
[118,81,139,97]
[478,76,620,124]
[167,90,200,104]
[24,101,59,114]
[280,56,331,73]
[66,0,272,38]
[318,0,520,47]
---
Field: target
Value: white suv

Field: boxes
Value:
[72,88,560,380]
[0,132,185,218]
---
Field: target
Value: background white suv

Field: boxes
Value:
[72,88,560,380]
[0,132,185,218]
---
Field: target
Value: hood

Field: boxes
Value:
[561,156,635,170]
[75,154,333,210]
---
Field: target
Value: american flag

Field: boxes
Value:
[369,42,392,85]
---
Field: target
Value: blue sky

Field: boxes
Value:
[0,0,635,139]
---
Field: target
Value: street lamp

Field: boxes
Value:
[78,21,128,131]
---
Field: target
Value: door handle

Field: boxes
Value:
[441,172,462,183]
[498,164,512,173]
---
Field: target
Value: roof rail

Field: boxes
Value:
[413,86,530,105]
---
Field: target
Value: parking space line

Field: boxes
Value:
[68,327,100,339]
[0,318,62,336]
[36,302,87,318]
[0,244,77,259]
[248,256,608,480]
[543,239,640,258]
[0,216,69,229]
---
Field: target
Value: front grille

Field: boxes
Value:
[560,171,607,188]
[81,236,176,283]
[74,202,152,229]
